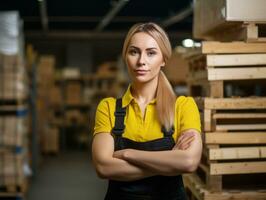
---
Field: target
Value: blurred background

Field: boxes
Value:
[0,0,266,200]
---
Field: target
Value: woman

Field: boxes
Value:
[92,22,202,200]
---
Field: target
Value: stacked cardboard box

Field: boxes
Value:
[37,55,60,154]
[0,11,30,198]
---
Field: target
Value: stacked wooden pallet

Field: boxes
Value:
[186,42,266,97]
[185,42,266,200]
[185,1,266,198]
[0,54,29,199]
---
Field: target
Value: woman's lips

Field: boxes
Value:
[134,69,148,75]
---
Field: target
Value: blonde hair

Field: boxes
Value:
[122,22,176,131]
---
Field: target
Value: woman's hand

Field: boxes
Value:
[113,149,131,159]
[175,131,195,150]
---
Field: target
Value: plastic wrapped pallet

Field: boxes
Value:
[0,11,24,56]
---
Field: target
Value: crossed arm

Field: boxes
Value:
[92,129,202,181]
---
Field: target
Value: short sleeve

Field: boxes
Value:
[180,97,201,133]
[93,98,113,136]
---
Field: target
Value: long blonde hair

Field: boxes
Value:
[122,22,176,131]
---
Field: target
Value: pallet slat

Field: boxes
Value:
[196,97,266,110]
[213,113,266,119]
[208,67,266,81]
[216,124,266,131]
[205,132,266,144]
[207,54,266,67]
[210,161,266,175]
[202,41,266,54]
[184,174,266,200]
[208,146,266,160]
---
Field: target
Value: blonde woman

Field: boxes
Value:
[92,22,202,200]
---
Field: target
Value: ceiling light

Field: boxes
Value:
[182,39,194,48]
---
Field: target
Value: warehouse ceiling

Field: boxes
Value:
[0,0,194,39]
[0,0,195,68]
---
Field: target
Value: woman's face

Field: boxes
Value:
[126,32,165,84]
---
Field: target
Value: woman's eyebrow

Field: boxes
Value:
[128,46,158,50]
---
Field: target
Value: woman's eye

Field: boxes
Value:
[147,51,156,56]
[129,50,138,55]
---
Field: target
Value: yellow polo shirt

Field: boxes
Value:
[93,86,201,142]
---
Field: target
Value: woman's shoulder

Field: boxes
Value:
[97,97,116,110]
[175,96,197,108]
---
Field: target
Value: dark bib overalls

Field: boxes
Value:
[104,98,187,200]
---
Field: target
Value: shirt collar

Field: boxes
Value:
[122,85,156,108]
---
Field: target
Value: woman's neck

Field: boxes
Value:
[131,77,158,105]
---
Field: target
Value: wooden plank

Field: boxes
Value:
[209,81,223,98]
[216,124,266,131]
[208,146,266,160]
[204,97,266,110]
[213,113,266,119]
[205,132,266,144]
[202,41,266,54]
[184,174,266,200]
[210,161,266,175]
[207,67,266,81]
[207,54,266,67]
[248,37,266,43]
[204,109,212,132]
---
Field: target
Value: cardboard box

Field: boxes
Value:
[42,126,59,154]
[65,83,81,105]
[37,55,55,84]
[49,86,62,106]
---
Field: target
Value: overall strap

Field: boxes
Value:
[161,126,175,137]
[112,98,126,136]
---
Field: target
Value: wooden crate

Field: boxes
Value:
[186,42,266,98]
[193,0,266,42]
[184,174,266,200]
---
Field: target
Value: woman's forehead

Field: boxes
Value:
[129,32,160,49]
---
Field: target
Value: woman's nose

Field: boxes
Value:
[137,53,146,66]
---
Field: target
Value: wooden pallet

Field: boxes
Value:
[184,174,266,200]
[196,97,266,132]
[194,97,266,191]
[196,21,266,42]
[196,149,266,192]
[186,42,266,97]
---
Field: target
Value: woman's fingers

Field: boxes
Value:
[177,132,195,145]
[178,137,195,150]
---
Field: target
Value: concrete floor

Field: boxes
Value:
[27,151,108,200]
